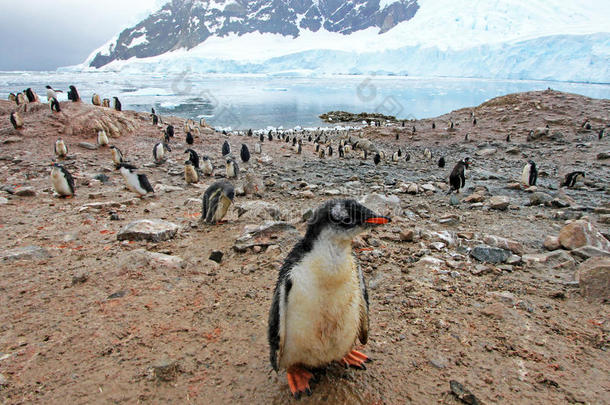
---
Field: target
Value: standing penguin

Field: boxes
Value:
[152,113,159,126]
[50,97,61,113]
[54,138,68,159]
[374,153,381,165]
[117,163,154,197]
[109,145,124,168]
[392,151,399,162]
[201,155,214,176]
[254,143,262,154]
[8,93,16,102]
[185,149,200,169]
[449,157,471,193]
[10,112,24,129]
[92,94,101,106]
[16,93,27,105]
[200,181,235,225]
[521,160,538,187]
[50,163,75,198]
[102,98,110,108]
[240,144,250,163]
[423,148,432,160]
[438,156,446,168]
[45,85,62,101]
[67,85,80,102]
[97,130,109,147]
[113,97,122,111]
[327,145,333,157]
[186,131,194,145]
[226,158,239,178]
[599,128,605,140]
[184,160,199,184]
[24,88,38,103]
[165,125,175,139]
[404,153,411,162]
[561,171,585,188]
[268,199,390,398]
[506,133,511,142]
[360,149,368,160]
[222,140,231,156]
[153,142,171,163]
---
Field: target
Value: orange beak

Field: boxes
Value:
[365,217,390,225]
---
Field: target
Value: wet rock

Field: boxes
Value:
[117,220,179,242]
[152,360,180,382]
[571,246,610,259]
[543,236,561,251]
[15,187,36,197]
[1,245,50,262]
[576,257,610,302]
[483,235,525,255]
[119,249,185,271]
[471,245,511,263]
[209,250,223,264]
[558,220,610,251]
[488,196,510,210]
[449,195,460,206]
[78,142,98,150]
[236,201,282,221]
[359,193,400,216]
[233,222,300,252]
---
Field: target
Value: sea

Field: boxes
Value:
[1,71,609,130]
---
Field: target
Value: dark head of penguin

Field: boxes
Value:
[68,86,80,102]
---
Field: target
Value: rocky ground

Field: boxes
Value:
[0,89,609,405]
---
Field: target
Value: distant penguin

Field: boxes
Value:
[184,160,199,184]
[200,118,206,127]
[267,199,390,398]
[268,132,273,141]
[226,158,239,178]
[50,97,61,112]
[582,121,592,130]
[201,155,214,176]
[255,143,262,154]
[449,120,454,130]
[327,145,333,157]
[412,125,416,133]
[222,140,231,156]
[97,130,109,147]
[506,133,511,142]
[521,160,538,187]
[259,133,265,143]
[92,94,101,106]
[391,151,399,162]
[423,148,432,160]
[113,97,122,111]
[102,98,110,108]
[599,128,605,140]
[464,133,469,142]
[449,157,471,193]
[117,163,154,197]
[200,181,235,224]
[338,145,344,158]
[561,171,585,188]
[185,149,200,169]
[152,114,159,125]
[438,156,446,168]
[153,142,171,163]
[374,153,381,165]
[360,149,368,159]
[110,145,124,168]
[45,85,61,101]
[432,121,436,129]
[472,117,477,126]
[186,131,194,145]
[240,144,251,163]
[318,148,326,159]
[50,163,75,198]
[247,129,252,137]
[395,133,399,140]
[25,88,38,103]
[165,125,175,138]
[16,92,27,105]
[67,86,80,102]
[405,153,411,162]
[295,143,302,154]
[54,138,68,159]
[8,93,16,102]
[10,112,24,129]
[344,144,352,154]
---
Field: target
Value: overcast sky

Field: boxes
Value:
[0,1,166,71]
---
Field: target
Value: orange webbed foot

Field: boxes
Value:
[340,350,370,370]
[286,366,313,399]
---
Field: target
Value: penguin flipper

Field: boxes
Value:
[269,271,291,372]
[61,167,75,196]
[357,262,369,345]
[205,189,221,223]
[138,174,154,193]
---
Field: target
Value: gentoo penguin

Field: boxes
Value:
[54,138,68,159]
[405,153,411,162]
[102,98,110,108]
[259,133,265,143]
[186,131,194,145]
[153,142,171,163]
[152,113,159,125]
[113,97,122,111]
[397,149,402,157]
[247,129,253,137]
[432,121,436,129]
[25,88,38,103]
[582,121,592,130]
[200,118,206,127]
[338,145,344,158]
[360,149,368,160]
[472,117,477,126]
[92,94,101,106]
[391,151,399,162]
[10,112,24,129]
[201,155,214,176]
[97,130,109,147]
[50,97,61,112]
[395,133,399,141]
[8,93,16,102]
[50,163,75,198]
[45,85,61,101]
[268,199,390,398]
[67,85,80,102]
[506,133,511,142]
[599,128,605,140]
[165,125,175,139]
[521,160,538,187]
[226,158,239,178]
[464,133,469,142]
[255,143,262,154]
[438,156,446,168]
[449,157,471,193]
[184,160,199,184]
[327,145,333,157]
[117,163,154,197]
[185,149,200,169]
[240,144,250,163]
[222,140,231,156]
[16,92,27,105]
[561,171,585,188]
[109,145,124,168]
[374,153,381,165]
[268,132,273,142]
[423,148,432,160]
[412,125,416,133]
[200,181,235,224]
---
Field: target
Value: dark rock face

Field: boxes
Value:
[89,0,419,68]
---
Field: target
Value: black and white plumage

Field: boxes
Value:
[25,88,37,103]
[10,112,23,129]
[222,140,231,156]
[259,133,265,143]
[92,94,101,106]
[200,181,235,224]
[113,97,122,111]
[226,158,239,178]
[405,153,411,162]
[506,133,511,142]
[46,85,61,101]
[16,93,27,105]
[521,160,538,187]
[201,155,214,176]
[599,128,605,140]
[117,163,154,196]
[374,153,381,165]
[185,149,200,169]
[152,114,159,125]
[327,145,333,157]
[449,157,470,193]
[67,86,80,102]
[50,97,61,112]
[423,148,432,160]
[153,142,171,163]
[97,130,109,147]
[240,144,250,163]
[186,131,194,145]
[165,125,174,138]
[184,160,199,184]
[50,163,75,197]
[54,138,68,159]
[268,199,390,398]
[438,156,446,168]
[110,145,124,167]
[432,122,436,129]
[561,171,585,188]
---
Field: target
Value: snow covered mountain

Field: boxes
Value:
[81,0,610,83]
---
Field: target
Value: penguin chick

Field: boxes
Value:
[50,163,75,198]
[186,132,194,145]
[185,149,200,169]
[10,112,24,129]
[268,199,391,398]
[200,180,235,224]
[117,163,154,197]
[91,94,101,106]
[438,156,446,168]
[184,160,199,184]
[240,144,250,163]
[201,155,214,176]
[521,160,538,187]
[110,145,124,168]
[153,142,171,163]
[55,138,68,159]
[226,158,239,178]
[102,98,110,108]
[449,157,470,193]
[97,130,109,147]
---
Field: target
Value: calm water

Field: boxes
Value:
[1,71,609,129]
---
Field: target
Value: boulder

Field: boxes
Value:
[359,193,401,217]
[463,192,485,203]
[543,236,561,251]
[571,246,610,260]
[119,249,185,271]
[558,220,610,251]
[529,192,553,206]
[488,196,510,211]
[243,173,266,196]
[233,222,300,253]
[576,257,610,301]
[236,201,282,221]
[1,246,50,262]
[471,245,511,263]
[117,219,179,242]
[483,235,525,255]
